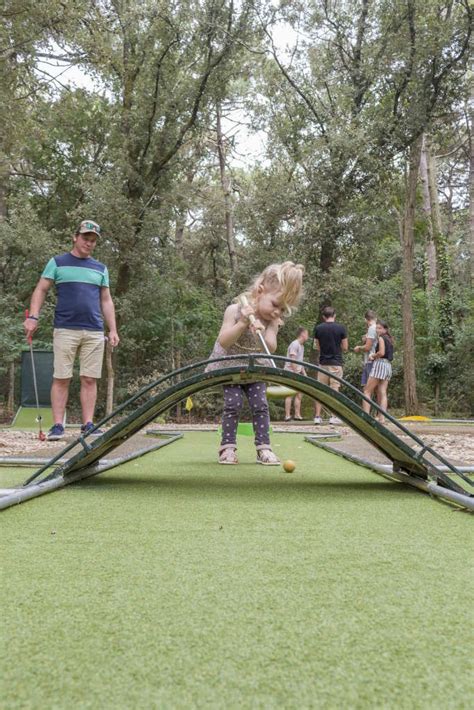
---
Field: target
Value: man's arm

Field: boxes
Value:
[341,337,349,352]
[288,353,299,372]
[23,278,53,340]
[100,288,120,347]
[354,337,374,353]
[313,338,320,352]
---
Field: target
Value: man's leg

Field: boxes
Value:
[79,331,105,424]
[294,392,303,418]
[80,376,98,424]
[51,377,71,424]
[327,367,343,424]
[51,328,80,428]
[314,370,329,419]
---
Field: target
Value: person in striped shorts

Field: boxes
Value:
[362,320,394,423]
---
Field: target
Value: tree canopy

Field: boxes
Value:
[1,0,472,418]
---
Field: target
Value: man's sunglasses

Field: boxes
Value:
[83,222,101,233]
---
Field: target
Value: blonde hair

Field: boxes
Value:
[240,261,304,318]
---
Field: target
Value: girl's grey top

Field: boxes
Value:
[205,304,273,372]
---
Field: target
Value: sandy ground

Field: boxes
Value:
[0,420,472,467]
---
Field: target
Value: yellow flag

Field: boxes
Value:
[185,396,194,412]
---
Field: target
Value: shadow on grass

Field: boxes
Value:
[74,473,418,501]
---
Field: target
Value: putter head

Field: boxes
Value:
[39,431,47,441]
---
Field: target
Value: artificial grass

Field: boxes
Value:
[8,407,55,431]
[1,432,472,709]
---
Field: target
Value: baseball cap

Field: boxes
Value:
[77,220,101,236]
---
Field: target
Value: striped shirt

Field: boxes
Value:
[42,253,109,331]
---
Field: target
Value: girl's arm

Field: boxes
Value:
[263,319,279,353]
[217,304,250,350]
[370,336,385,360]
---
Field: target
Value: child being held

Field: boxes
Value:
[206,262,304,465]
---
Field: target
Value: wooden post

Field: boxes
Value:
[105,340,115,417]
[6,361,15,414]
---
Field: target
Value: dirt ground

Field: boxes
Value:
[0,420,472,467]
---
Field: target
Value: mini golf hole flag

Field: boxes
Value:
[185,396,194,412]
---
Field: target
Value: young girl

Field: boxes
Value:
[363,319,394,423]
[206,262,304,465]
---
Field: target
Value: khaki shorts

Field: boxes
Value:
[317,365,343,391]
[53,329,105,379]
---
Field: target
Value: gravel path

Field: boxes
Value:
[0,421,472,466]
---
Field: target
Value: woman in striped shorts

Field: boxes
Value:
[362,320,394,423]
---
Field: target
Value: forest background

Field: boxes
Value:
[1,0,473,421]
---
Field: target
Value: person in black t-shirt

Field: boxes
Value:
[312,306,348,425]
[363,319,394,424]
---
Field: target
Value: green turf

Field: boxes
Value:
[1,432,472,709]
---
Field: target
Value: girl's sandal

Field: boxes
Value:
[219,448,238,465]
[256,449,281,466]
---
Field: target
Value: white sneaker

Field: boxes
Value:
[313,416,323,425]
[329,416,342,425]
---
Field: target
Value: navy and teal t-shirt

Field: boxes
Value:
[42,253,109,331]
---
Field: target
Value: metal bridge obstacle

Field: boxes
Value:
[0,355,472,511]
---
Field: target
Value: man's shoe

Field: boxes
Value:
[313,416,323,425]
[47,424,65,441]
[294,415,303,421]
[81,421,104,437]
[329,416,343,425]
[284,416,292,422]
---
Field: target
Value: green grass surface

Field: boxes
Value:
[1,432,472,709]
[7,406,55,431]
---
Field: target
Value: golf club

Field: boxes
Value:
[25,309,46,441]
[238,295,277,367]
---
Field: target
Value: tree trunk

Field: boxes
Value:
[175,167,196,257]
[216,102,237,278]
[419,135,437,290]
[434,381,440,418]
[425,134,454,344]
[175,347,182,420]
[400,137,422,415]
[105,341,115,416]
[469,85,474,288]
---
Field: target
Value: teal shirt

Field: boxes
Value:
[42,253,109,331]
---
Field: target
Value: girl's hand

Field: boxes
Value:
[368,353,375,361]
[239,304,255,324]
[354,345,360,353]
[250,318,265,334]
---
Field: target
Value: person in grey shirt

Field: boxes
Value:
[284,327,309,421]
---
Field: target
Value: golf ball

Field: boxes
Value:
[283,460,296,473]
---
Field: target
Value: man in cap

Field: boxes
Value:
[24,220,119,440]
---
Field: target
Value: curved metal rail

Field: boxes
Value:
[19,355,472,502]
